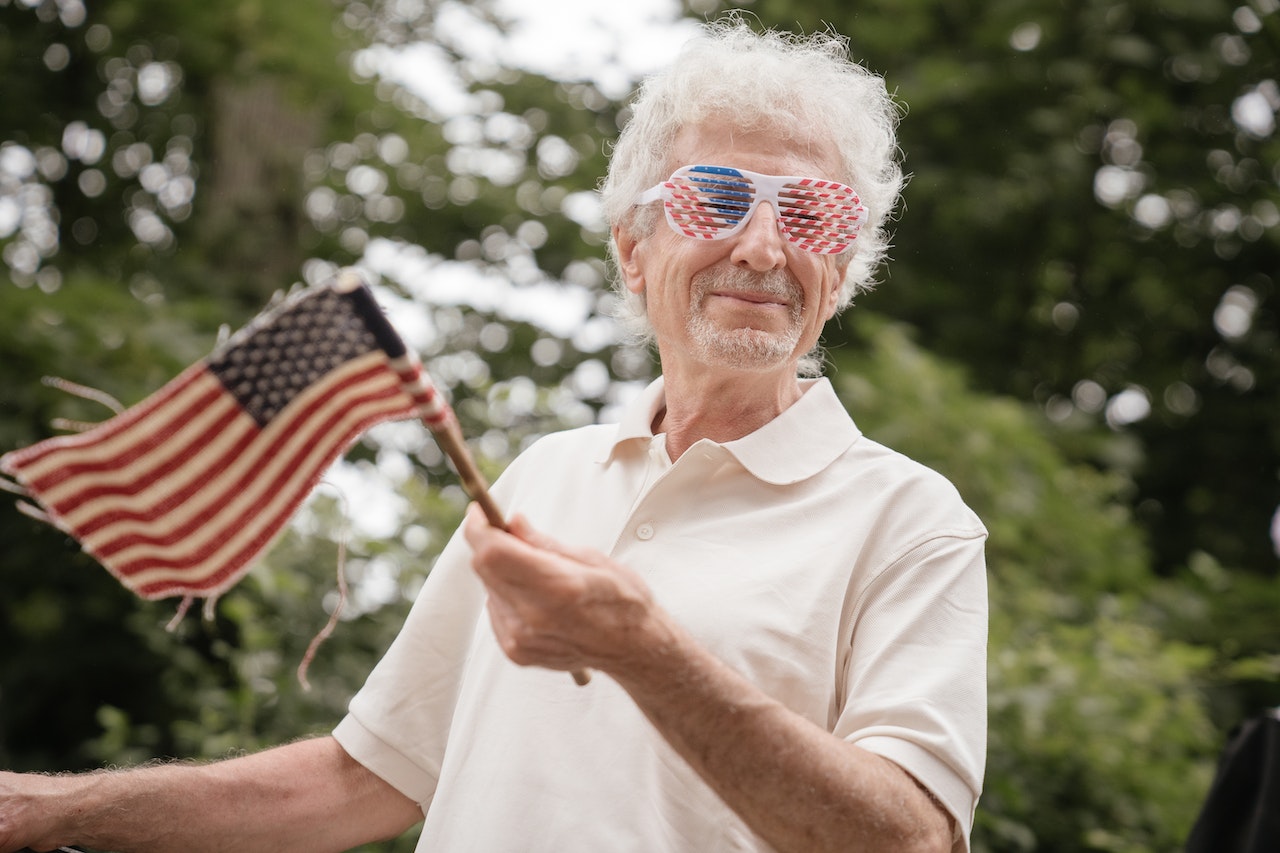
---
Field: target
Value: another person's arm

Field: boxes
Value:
[0,735,422,853]
[464,506,955,853]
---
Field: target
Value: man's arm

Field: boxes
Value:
[611,618,954,853]
[0,736,422,853]
[463,507,954,853]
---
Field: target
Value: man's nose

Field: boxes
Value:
[729,202,787,270]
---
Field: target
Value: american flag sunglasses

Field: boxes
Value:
[635,164,867,255]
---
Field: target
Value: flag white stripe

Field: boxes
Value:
[10,369,226,487]
[119,389,416,596]
[86,354,405,559]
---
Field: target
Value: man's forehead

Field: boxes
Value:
[666,121,844,180]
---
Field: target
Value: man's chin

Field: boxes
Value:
[691,326,801,372]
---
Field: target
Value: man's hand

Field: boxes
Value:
[462,504,676,678]
[462,503,952,853]
[0,769,72,853]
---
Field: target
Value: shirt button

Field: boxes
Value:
[636,523,655,541]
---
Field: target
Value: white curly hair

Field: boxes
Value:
[599,16,906,365]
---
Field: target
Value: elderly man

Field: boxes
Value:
[0,18,987,853]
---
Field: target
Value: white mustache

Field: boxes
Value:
[691,267,802,310]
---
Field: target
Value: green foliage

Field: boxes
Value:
[982,613,1215,853]
[1144,552,1280,727]
[723,0,1280,582]
[832,316,1220,851]
[2,1,1274,851]
[834,321,1146,602]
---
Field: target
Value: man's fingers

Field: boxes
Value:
[466,503,607,570]
[506,512,610,567]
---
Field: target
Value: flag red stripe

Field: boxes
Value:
[44,395,249,519]
[72,357,409,551]
[47,358,398,533]
[127,399,412,599]
[90,374,410,561]
[1,280,449,603]
[111,391,417,598]
[73,405,250,541]
[11,371,225,493]
[391,356,448,424]
[0,362,212,475]
[89,357,410,563]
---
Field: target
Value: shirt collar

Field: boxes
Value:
[603,376,861,485]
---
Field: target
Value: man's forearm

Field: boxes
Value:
[0,736,422,853]
[610,617,953,853]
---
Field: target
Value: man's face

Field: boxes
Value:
[616,123,851,377]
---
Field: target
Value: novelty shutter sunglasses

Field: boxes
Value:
[635,164,867,255]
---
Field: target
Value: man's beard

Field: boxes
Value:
[686,266,805,371]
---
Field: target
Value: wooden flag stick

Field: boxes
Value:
[429,414,507,530]
[428,413,592,687]
[338,267,591,688]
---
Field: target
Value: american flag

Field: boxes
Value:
[0,271,447,603]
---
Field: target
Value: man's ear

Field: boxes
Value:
[824,256,853,320]
[613,224,645,295]
[823,282,842,321]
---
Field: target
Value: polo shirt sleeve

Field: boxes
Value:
[331,520,487,809]
[331,439,571,809]
[833,527,988,852]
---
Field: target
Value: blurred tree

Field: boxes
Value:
[1,0,1269,851]
[709,0,1280,827]
[0,0,616,785]
[834,315,1221,852]
[720,0,1280,584]
[0,0,368,772]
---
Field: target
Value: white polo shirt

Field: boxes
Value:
[334,377,988,852]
